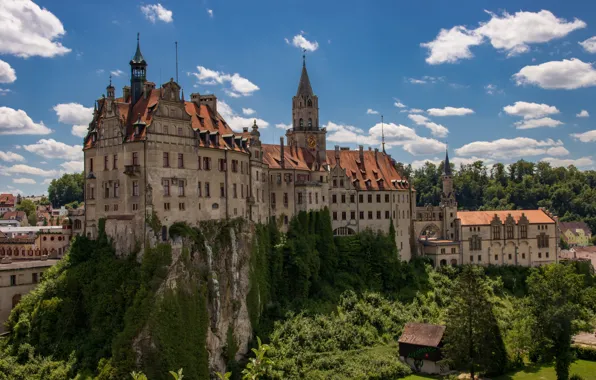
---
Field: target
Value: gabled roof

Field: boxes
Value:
[261,144,314,170]
[560,221,592,236]
[399,323,445,347]
[0,194,15,206]
[458,210,555,226]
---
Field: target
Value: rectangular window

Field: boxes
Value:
[470,255,474,262]
[132,152,139,166]
[163,180,170,196]
[520,224,527,239]
[315,193,318,204]
[105,185,110,199]
[350,194,355,203]
[385,211,390,219]
[340,211,345,220]
[232,160,238,172]
[178,181,185,196]
[197,181,202,197]
[333,179,337,187]
[506,225,514,239]
[104,155,108,170]
[233,184,237,198]
[368,211,373,219]
[164,125,168,134]
[163,152,169,167]
[220,183,225,197]
[89,158,94,172]
[205,182,210,197]
[203,157,211,170]
[197,156,202,170]
[113,154,118,169]
[351,211,356,220]
[114,182,119,198]
[385,194,390,203]
[332,194,337,203]
[283,193,288,207]
[376,194,381,203]
[164,203,170,211]
[492,225,501,240]
[377,211,381,219]
[219,158,227,172]
[271,193,276,208]
[298,193,303,204]
[359,194,363,203]
[333,212,337,220]
[179,202,185,210]
[178,153,184,168]
[132,181,139,196]
[495,254,498,261]
[360,211,364,220]
[368,194,372,203]
[114,204,118,211]
[10,275,16,286]
[340,179,344,187]
[341,194,346,203]
[32,272,38,284]
[309,192,312,204]
[178,127,183,136]
[133,203,138,211]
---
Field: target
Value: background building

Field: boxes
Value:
[560,221,592,247]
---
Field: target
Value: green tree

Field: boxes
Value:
[242,337,273,380]
[16,198,36,225]
[47,172,84,207]
[527,264,584,380]
[441,265,507,378]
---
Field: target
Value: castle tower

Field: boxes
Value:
[442,149,454,202]
[286,54,326,163]
[441,149,457,240]
[130,33,147,105]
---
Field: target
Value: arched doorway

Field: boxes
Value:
[440,259,447,266]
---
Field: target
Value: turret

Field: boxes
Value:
[130,33,147,105]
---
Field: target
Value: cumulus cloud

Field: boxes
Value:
[571,130,596,143]
[286,33,319,52]
[427,107,474,117]
[579,36,596,53]
[541,156,593,168]
[0,151,25,162]
[366,109,379,115]
[60,160,83,173]
[0,164,58,177]
[23,139,82,161]
[191,66,259,97]
[577,110,589,118]
[53,103,93,138]
[0,0,71,58]
[140,3,173,23]
[422,10,585,64]
[218,100,268,131]
[514,117,564,130]
[455,137,565,160]
[407,114,449,138]
[513,58,596,90]
[242,108,255,116]
[409,108,424,114]
[0,60,16,83]
[545,146,570,156]
[275,123,291,130]
[503,101,560,119]
[0,107,51,135]
[13,177,35,184]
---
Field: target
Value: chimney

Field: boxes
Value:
[280,137,285,168]
[374,148,379,162]
[335,145,340,162]
[123,86,131,101]
[190,92,201,106]
[359,145,364,164]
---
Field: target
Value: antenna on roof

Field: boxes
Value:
[381,114,386,154]
[175,41,179,83]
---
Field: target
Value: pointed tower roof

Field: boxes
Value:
[296,54,314,97]
[443,149,452,176]
[131,33,146,65]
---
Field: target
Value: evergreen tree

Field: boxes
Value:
[441,265,507,378]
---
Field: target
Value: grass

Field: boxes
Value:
[403,360,596,379]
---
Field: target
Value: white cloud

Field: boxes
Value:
[60,160,83,173]
[545,146,569,156]
[579,36,596,53]
[427,107,474,117]
[13,178,35,184]
[577,110,589,118]
[0,164,58,177]
[407,114,449,138]
[484,84,503,95]
[275,123,291,130]
[0,89,11,96]
[571,130,596,143]
[42,178,53,185]
[514,117,563,130]
[411,158,442,169]
[140,3,173,23]
[0,107,51,135]
[23,139,82,161]
[242,108,255,116]
[0,60,16,83]
[394,101,407,108]
[456,137,565,160]
[513,58,596,90]
[541,156,593,168]
[475,10,585,56]
[0,151,25,162]
[408,78,427,84]
[110,69,125,77]
[286,33,319,52]
[366,109,379,115]
[191,66,259,97]
[452,156,494,167]
[421,26,484,65]
[71,125,88,138]
[503,101,560,119]
[0,0,70,58]
[207,9,213,18]
[53,103,93,125]
[406,76,445,84]
[218,100,269,131]
[409,108,424,114]
[422,10,585,64]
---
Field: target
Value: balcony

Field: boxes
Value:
[124,164,141,176]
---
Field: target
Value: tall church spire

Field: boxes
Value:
[296,50,314,97]
[443,148,452,176]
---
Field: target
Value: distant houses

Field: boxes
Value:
[559,221,592,247]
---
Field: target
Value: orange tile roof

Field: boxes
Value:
[0,194,15,206]
[458,210,555,226]
[2,211,26,220]
[326,149,408,191]
[261,144,314,170]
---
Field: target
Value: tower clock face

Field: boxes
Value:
[307,134,316,149]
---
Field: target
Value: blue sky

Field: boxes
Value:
[2,0,596,195]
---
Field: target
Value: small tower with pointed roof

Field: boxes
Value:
[130,33,147,105]
[441,149,455,206]
[106,74,115,99]
[286,53,326,162]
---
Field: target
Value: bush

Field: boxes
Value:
[574,346,596,361]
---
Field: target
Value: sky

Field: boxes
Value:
[2,0,596,195]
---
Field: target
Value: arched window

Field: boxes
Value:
[74,220,82,229]
[299,119,304,128]
[440,259,447,266]
[307,99,312,107]
[308,118,312,128]
[7,248,12,256]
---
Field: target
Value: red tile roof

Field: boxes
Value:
[458,210,555,226]
[326,149,409,191]
[2,211,26,221]
[0,194,15,207]
[261,144,314,170]
[399,323,445,347]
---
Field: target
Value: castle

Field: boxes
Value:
[81,37,559,266]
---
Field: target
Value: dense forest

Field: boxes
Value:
[402,159,596,237]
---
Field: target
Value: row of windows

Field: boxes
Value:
[332,210,393,221]
[5,272,43,287]
[90,153,139,173]
[440,248,458,254]
[468,251,550,263]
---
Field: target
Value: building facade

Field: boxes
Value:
[560,221,592,247]
[0,194,15,215]
[82,38,412,259]
[0,225,72,261]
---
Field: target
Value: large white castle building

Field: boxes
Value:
[81,37,559,267]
